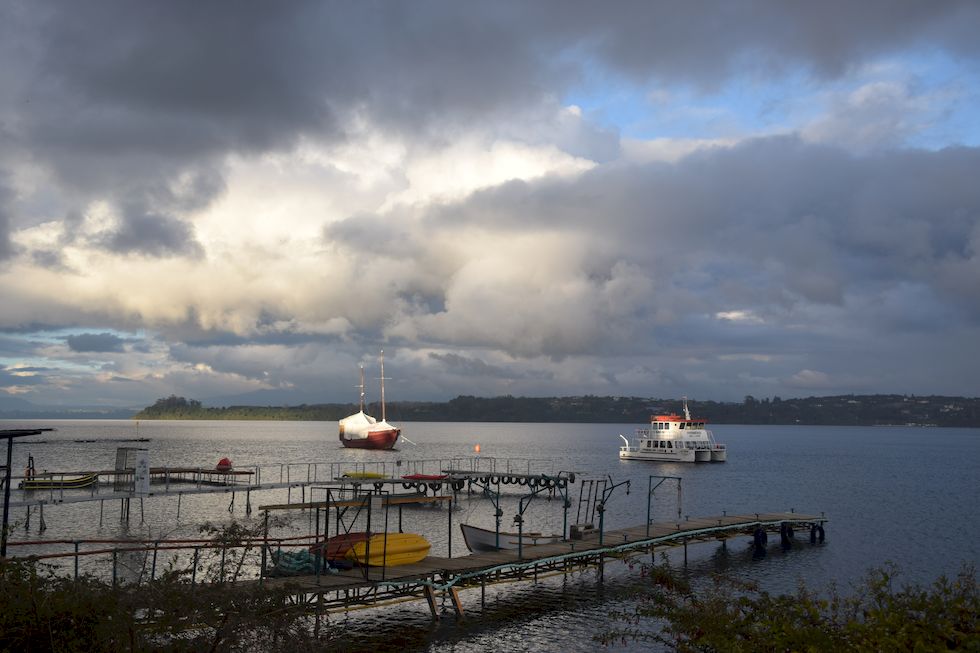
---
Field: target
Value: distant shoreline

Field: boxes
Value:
[122,393,980,428]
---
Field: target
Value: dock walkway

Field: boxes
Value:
[259,511,826,617]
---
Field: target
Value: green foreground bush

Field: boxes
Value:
[602,561,979,652]
[0,520,314,652]
[2,533,977,652]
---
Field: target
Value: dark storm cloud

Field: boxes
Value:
[31,249,68,270]
[5,1,978,211]
[66,332,127,353]
[0,176,17,262]
[98,209,204,258]
[428,352,520,380]
[543,1,980,85]
[0,334,39,358]
[0,366,48,387]
[13,1,979,151]
[323,212,415,252]
[1,1,978,403]
[434,136,980,344]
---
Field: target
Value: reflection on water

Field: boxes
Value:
[3,419,978,651]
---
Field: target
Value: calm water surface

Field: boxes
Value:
[3,419,978,651]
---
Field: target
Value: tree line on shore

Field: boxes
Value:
[133,393,980,427]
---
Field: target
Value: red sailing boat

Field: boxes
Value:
[338,350,400,450]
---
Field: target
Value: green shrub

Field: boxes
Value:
[602,561,978,652]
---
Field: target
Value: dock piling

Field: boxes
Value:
[151,542,158,580]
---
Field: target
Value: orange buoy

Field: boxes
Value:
[216,457,233,472]
[474,444,481,453]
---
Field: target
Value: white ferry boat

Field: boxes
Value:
[619,398,727,463]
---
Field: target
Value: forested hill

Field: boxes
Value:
[133,394,980,427]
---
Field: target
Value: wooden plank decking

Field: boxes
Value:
[259,511,827,599]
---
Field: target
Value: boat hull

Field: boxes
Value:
[345,533,430,566]
[341,471,387,480]
[340,427,400,450]
[619,448,697,463]
[460,523,561,553]
[19,473,98,490]
[711,448,727,462]
[310,532,370,560]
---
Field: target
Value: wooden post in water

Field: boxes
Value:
[449,587,464,617]
[424,585,439,620]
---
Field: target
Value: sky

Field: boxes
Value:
[1,1,979,408]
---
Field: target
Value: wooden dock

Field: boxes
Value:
[259,511,827,618]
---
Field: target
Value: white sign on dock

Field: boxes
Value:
[133,449,150,495]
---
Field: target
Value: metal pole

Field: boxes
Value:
[563,492,569,540]
[191,547,199,585]
[494,481,501,550]
[151,542,158,581]
[1,430,51,556]
[1,438,13,557]
[677,480,682,521]
[598,502,605,545]
[517,511,523,559]
[365,490,372,581]
[646,476,652,538]
[260,512,269,583]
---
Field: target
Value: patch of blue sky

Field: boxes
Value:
[562,50,979,148]
[0,356,97,374]
[564,66,820,141]
[896,50,980,149]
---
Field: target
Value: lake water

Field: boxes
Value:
[3,419,978,651]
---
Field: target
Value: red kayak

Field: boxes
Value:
[309,532,370,559]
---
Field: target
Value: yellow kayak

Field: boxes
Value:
[345,533,430,566]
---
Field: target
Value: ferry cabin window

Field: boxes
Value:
[679,422,685,429]
[667,441,672,448]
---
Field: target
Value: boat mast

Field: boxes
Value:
[682,396,691,420]
[358,364,366,413]
[379,349,387,422]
